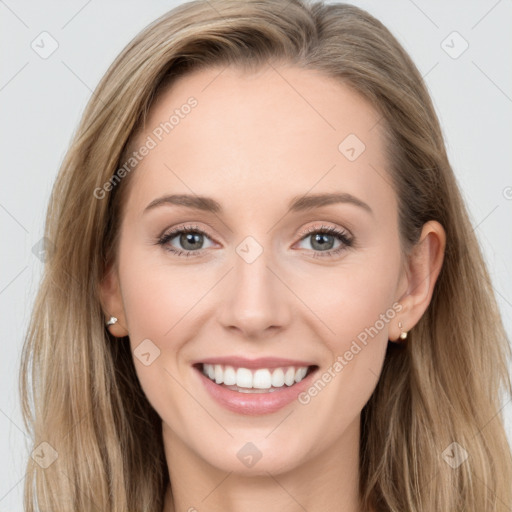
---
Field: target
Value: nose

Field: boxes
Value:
[217,240,292,340]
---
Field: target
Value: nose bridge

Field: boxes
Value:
[217,233,290,336]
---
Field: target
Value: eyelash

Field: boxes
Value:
[156,224,354,259]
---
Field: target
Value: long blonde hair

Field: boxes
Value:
[19,0,512,510]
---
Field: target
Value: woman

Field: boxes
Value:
[19,0,512,510]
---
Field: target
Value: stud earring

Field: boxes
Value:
[106,316,118,326]
[398,321,408,340]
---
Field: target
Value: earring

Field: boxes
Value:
[106,316,118,326]
[398,321,408,340]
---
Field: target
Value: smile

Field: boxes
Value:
[201,363,312,393]
[193,358,319,415]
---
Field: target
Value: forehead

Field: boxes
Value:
[125,64,393,217]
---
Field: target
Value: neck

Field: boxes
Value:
[162,416,364,512]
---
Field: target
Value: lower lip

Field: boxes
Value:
[195,366,318,415]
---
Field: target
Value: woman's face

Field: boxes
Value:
[106,64,410,475]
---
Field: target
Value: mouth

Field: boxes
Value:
[193,362,318,394]
[192,356,320,415]
[193,363,318,394]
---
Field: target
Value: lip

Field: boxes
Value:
[193,362,319,416]
[192,356,316,370]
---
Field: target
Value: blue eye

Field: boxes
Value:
[157,224,353,259]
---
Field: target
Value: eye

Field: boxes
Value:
[156,223,354,259]
[295,225,353,259]
[157,225,215,257]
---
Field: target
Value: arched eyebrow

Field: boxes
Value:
[143,192,373,216]
[288,192,373,215]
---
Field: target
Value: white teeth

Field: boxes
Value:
[295,367,308,383]
[223,365,236,385]
[284,367,295,386]
[271,368,285,387]
[253,369,272,389]
[201,363,311,390]
[214,364,223,384]
[236,368,253,388]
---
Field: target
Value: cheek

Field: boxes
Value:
[116,244,204,432]
[293,246,401,407]
[118,243,201,340]
[299,249,401,352]
[288,266,399,450]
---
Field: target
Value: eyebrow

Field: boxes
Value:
[143,192,373,216]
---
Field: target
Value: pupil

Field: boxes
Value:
[312,233,334,251]
[181,233,202,250]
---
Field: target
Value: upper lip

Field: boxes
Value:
[193,356,317,369]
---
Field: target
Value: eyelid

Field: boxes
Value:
[159,223,216,240]
[296,222,353,240]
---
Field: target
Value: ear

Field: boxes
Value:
[391,220,446,342]
[98,263,129,338]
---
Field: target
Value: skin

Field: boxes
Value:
[100,64,445,512]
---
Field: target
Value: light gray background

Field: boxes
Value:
[1,0,511,509]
